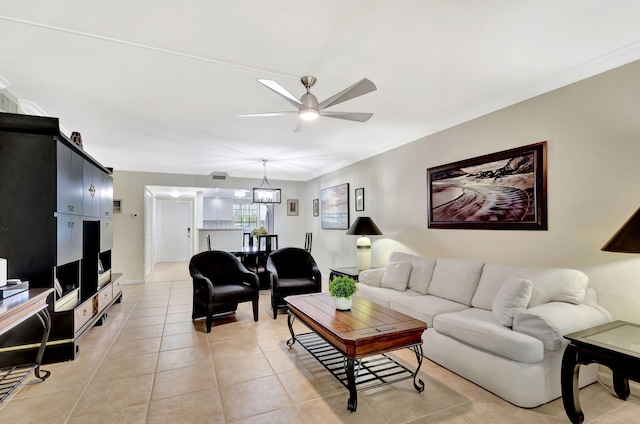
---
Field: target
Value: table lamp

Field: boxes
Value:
[346,217,383,271]
[601,207,640,253]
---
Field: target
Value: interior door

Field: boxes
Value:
[158,200,192,262]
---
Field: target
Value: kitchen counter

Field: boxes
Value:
[197,228,244,252]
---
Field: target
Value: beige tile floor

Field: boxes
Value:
[2,261,639,423]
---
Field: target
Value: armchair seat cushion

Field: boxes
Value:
[213,284,258,303]
[277,278,318,291]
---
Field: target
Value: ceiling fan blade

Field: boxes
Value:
[238,111,298,117]
[257,79,303,109]
[320,111,373,122]
[317,78,377,110]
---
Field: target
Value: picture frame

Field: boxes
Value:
[355,187,365,211]
[287,199,299,216]
[313,198,319,217]
[321,183,350,229]
[427,141,547,230]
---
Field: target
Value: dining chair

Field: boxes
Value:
[242,232,253,248]
[253,235,278,289]
[257,234,278,252]
[304,232,312,253]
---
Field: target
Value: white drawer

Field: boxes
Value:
[112,277,122,298]
[97,285,113,312]
[74,296,96,333]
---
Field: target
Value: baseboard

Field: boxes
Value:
[598,366,640,397]
[122,279,145,285]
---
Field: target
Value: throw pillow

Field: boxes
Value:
[381,262,413,291]
[492,275,533,327]
[427,258,484,305]
[358,268,385,287]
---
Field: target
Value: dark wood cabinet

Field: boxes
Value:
[0,112,120,364]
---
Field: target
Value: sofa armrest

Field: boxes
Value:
[512,302,613,351]
[358,268,385,287]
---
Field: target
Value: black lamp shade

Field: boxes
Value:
[602,207,640,253]
[346,217,383,236]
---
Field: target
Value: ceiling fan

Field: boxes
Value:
[239,76,377,132]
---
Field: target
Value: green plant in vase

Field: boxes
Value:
[329,276,358,310]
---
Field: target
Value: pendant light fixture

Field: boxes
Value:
[252,159,281,204]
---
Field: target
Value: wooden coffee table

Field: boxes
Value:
[285,293,427,411]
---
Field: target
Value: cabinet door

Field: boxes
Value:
[83,162,101,218]
[101,172,113,218]
[100,218,113,253]
[57,142,84,215]
[57,214,82,265]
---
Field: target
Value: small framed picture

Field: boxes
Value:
[355,187,365,211]
[313,198,319,217]
[287,199,299,216]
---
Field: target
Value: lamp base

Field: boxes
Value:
[356,236,371,271]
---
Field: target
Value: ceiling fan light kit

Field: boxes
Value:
[241,75,377,130]
[299,107,319,121]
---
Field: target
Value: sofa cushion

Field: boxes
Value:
[355,282,421,308]
[390,295,468,327]
[428,258,484,306]
[471,264,589,310]
[358,268,385,287]
[492,275,533,327]
[388,252,436,294]
[381,262,413,291]
[513,302,612,351]
[433,308,544,363]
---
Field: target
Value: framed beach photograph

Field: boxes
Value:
[287,199,299,216]
[427,141,547,230]
[355,187,365,211]
[313,198,319,217]
[321,183,350,229]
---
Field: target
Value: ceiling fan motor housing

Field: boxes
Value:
[300,75,317,89]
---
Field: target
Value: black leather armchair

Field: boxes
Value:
[266,247,321,319]
[189,250,259,332]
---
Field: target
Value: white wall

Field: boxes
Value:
[307,59,640,323]
[112,171,307,282]
[113,59,640,323]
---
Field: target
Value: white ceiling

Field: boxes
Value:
[2,1,640,181]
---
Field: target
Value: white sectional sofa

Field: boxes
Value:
[356,251,612,408]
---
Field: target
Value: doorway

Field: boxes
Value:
[157,200,193,262]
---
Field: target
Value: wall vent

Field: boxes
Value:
[211,173,227,180]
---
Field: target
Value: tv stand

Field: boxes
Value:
[0,112,119,364]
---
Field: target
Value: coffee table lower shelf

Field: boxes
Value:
[294,331,423,394]
[0,363,42,402]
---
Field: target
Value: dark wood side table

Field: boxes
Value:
[561,320,640,423]
[329,267,361,281]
